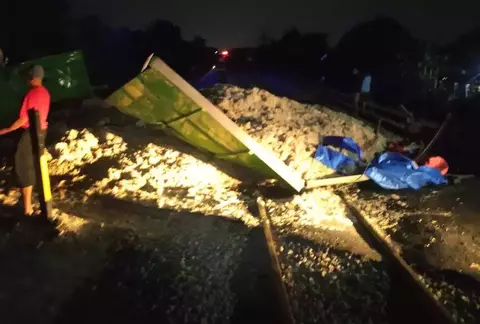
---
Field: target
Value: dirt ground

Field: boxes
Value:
[1,150,478,324]
[0,100,478,323]
[0,188,384,324]
[0,137,407,324]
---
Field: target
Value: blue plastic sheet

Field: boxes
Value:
[314,137,447,190]
[365,152,447,190]
[314,136,363,174]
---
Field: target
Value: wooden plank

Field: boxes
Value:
[306,174,370,189]
[305,167,468,190]
[306,171,469,190]
[149,57,305,192]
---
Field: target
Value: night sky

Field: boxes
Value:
[69,0,480,48]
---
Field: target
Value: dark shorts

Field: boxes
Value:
[14,129,46,188]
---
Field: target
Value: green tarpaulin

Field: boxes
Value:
[107,56,305,192]
[0,50,92,127]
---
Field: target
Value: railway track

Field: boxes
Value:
[256,193,457,324]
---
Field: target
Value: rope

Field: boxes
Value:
[414,113,452,163]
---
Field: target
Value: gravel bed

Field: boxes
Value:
[278,237,391,324]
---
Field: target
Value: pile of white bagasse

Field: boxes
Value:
[48,85,394,231]
[212,85,389,180]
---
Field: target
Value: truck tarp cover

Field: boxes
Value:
[107,56,305,192]
[0,50,91,127]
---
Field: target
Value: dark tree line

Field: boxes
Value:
[1,0,215,90]
[255,28,329,78]
[2,0,479,112]
[241,17,480,115]
[1,0,69,62]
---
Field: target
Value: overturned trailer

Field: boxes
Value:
[0,50,92,128]
[107,55,305,192]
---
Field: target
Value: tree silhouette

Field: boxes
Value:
[445,26,480,82]
[254,28,328,77]
[326,16,420,104]
[2,0,71,62]
[258,32,273,47]
[191,36,206,49]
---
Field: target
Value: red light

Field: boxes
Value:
[221,50,229,56]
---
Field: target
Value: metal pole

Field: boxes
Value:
[414,113,452,164]
[27,109,53,219]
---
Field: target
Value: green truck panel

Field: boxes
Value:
[0,50,92,127]
[107,56,305,192]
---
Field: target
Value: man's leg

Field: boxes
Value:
[22,186,33,216]
[15,130,36,216]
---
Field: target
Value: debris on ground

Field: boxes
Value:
[209,85,397,180]
[48,84,399,231]
[48,128,258,226]
[51,208,90,235]
[266,190,354,232]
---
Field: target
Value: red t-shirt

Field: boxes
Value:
[19,86,50,130]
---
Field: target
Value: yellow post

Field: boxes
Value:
[27,109,52,219]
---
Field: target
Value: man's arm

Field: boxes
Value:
[0,116,28,135]
[0,94,29,135]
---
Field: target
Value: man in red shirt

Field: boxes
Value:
[0,65,50,216]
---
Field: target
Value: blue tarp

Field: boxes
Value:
[361,75,372,93]
[314,136,363,175]
[315,137,447,190]
[365,152,447,190]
